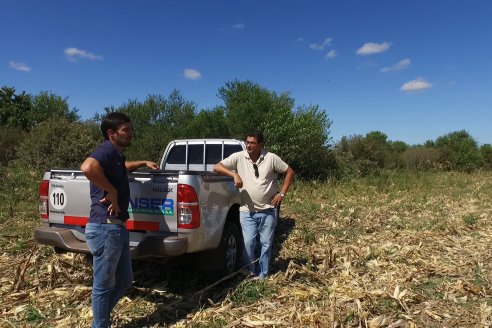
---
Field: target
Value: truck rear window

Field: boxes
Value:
[224,144,243,158]
[166,145,186,164]
[166,143,243,165]
[206,144,222,164]
[189,144,204,164]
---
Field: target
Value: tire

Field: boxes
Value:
[200,221,242,280]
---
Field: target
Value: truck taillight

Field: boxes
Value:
[39,180,49,219]
[177,183,200,229]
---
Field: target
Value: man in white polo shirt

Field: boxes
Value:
[214,131,295,279]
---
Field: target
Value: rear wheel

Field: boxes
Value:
[200,222,242,280]
[223,223,241,274]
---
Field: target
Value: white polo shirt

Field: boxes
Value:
[221,149,289,212]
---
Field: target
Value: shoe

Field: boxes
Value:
[239,268,255,277]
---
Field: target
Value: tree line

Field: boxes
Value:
[1,82,491,181]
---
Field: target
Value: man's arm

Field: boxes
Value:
[125,160,159,172]
[271,166,295,206]
[80,157,121,216]
[214,162,243,188]
[280,166,295,195]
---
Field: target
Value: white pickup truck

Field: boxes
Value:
[35,139,245,277]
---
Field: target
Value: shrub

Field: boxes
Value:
[17,118,99,170]
[0,163,38,220]
[0,127,25,164]
[480,144,492,170]
[400,147,442,170]
[334,133,390,177]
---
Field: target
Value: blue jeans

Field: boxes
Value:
[85,223,133,328]
[240,208,278,279]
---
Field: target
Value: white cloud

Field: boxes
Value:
[381,58,411,72]
[326,50,337,59]
[356,42,391,55]
[9,61,31,72]
[297,37,304,42]
[310,37,332,50]
[401,78,432,92]
[64,47,103,61]
[232,23,245,29]
[184,68,202,80]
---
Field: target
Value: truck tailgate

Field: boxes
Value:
[127,171,178,232]
[47,170,178,233]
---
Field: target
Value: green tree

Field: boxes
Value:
[188,107,231,138]
[218,80,277,138]
[364,131,390,167]
[435,130,481,171]
[218,80,333,178]
[31,91,79,125]
[424,140,436,148]
[0,86,79,131]
[264,104,333,178]
[389,140,409,153]
[0,86,32,131]
[106,90,197,162]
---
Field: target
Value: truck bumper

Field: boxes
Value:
[34,225,188,258]
[35,225,90,254]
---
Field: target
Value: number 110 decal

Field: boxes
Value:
[50,188,67,210]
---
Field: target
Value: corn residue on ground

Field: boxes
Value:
[1,171,491,327]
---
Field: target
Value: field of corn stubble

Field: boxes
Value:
[1,170,492,327]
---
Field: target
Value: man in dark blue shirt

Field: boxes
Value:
[81,112,158,328]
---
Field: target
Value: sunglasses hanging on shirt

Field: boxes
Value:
[253,163,259,178]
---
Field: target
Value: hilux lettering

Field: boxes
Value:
[152,187,173,192]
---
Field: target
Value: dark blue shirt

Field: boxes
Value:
[88,140,130,223]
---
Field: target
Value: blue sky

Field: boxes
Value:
[2,0,491,145]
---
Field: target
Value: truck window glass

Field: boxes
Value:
[224,144,243,158]
[189,144,204,164]
[206,144,222,164]
[167,145,186,164]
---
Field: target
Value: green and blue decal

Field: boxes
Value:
[128,197,174,215]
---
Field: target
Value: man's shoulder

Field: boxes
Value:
[262,150,288,166]
[228,149,248,159]
[262,150,280,160]
[90,141,118,161]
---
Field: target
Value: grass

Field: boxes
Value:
[229,280,278,306]
[1,170,492,327]
[300,227,316,245]
[412,278,447,300]
[191,318,228,328]
[463,214,479,226]
[25,304,44,324]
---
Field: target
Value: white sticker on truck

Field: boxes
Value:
[50,188,67,210]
